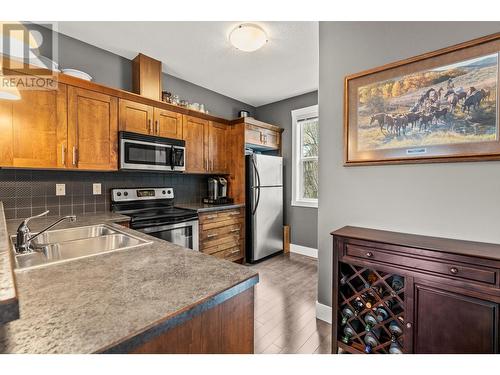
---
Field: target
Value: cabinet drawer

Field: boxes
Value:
[345,244,497,285]
[200,223,241,241]
[200,208,243,221]
[202,237,240,254]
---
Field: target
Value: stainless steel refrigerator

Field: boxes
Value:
[246,154,283,262]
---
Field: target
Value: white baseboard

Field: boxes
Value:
[290,243,318,258]
[316,301,332,324]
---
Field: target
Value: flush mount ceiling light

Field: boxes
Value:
[229,24,268,52]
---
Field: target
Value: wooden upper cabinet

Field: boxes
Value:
[0,85,67,169]
[182,115,208,173]
[208,121,227,173]
[67,86,118,171]
[119,99,153,135]
[132,53,162,101]
[154,107,182,139]
[244,124,280,150]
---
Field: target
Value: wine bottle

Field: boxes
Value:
[361,292,376,309]
[391,275,404,291]
[341,319,361,344]
[375,306,389,322]
[366,271,378,285]
[364,327,381,353]
[364,313,378,332]
[388,320,403,337]
[352,298,364,315]
[389,341,403,354]
[341,307,354,326]
[340,273,348,286]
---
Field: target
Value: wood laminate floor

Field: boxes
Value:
[248,252,331,354]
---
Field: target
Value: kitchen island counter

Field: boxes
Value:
[0,208,258,354]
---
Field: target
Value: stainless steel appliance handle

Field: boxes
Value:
[251,157,261,215]
[170,145,175,171]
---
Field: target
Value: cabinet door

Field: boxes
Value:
[154,107,182,139]
[68,86,118,171]
[245,125,262,146]
[0,85,67,168]
[119,99,153,135]
[261,129,280,149]
[413,282,498,353]
[182,115,208,173]
[208,121,227,173]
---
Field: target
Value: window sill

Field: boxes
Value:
[291,200,318,208]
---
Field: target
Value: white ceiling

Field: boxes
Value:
[57,22,319,107]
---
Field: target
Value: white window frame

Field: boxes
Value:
[291,104,319,208]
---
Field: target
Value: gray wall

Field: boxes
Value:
[318,22,500,307]
[256,91,318,248]
[40,27,255,119]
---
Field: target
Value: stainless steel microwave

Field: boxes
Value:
[119,131,185,172]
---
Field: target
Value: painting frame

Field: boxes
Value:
[344,32,500,166]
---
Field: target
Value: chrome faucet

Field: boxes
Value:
[15,210,77,254]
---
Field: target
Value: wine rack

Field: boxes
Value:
[337,263,405,354]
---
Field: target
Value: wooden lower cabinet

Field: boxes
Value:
[130,287,254,354]
[331,226,500,354]
[67,86,118,170]
[0,85,67,168]
[413,282,498,353]
[199,207,245,262]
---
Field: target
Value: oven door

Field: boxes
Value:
[135,220,199,251]
[121,138,175,171]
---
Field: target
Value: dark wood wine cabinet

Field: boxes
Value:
[331,226,500,354]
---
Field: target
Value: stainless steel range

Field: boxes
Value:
[111,187,199,251]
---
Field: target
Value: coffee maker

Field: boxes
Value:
[205,177,232,204]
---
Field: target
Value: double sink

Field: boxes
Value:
[11,224,151,270]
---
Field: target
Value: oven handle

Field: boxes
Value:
[133,219,199,233]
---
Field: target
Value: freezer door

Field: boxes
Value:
[252,186,283,261]
[254,154,283,187]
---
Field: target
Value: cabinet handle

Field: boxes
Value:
[230,228,240,233]
[155,120,159,134]
[450,267,459,275]
[61,144,65,166]
[148,119,152,134]
[406,322,412,329]
[72,146,77,166]
[207,233,218,239]
[365,251,373,258]
[205,214,217,220]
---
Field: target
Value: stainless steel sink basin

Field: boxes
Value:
[11,224,151,270]
[30,224,117,245]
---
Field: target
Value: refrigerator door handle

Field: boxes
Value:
[251,157,261,215]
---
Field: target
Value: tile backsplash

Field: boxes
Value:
[0,169,208,220]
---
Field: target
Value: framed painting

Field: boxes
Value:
[344,33,500,165]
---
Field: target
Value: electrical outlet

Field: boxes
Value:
[93,183,102,195]
[56,184,66,196]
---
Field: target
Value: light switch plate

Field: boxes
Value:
[93,183,102,195]
[56,184,66,196]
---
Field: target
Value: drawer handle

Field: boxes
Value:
[228,212,240,216]
[406,322,412,329]
[230,228,240,233]
[450,267,459,275]
[207,233,218,239]
[206,215,217,219]
[365,251,373,258]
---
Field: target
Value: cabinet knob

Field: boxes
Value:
[406,322,412,329]
[450,267,459,274]
[366,251,373,258]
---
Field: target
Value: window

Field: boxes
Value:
[291,105,319,208]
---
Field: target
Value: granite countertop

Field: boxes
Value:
[176,202,245,213]
[0,208,258,353]
[0,202,19,325]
